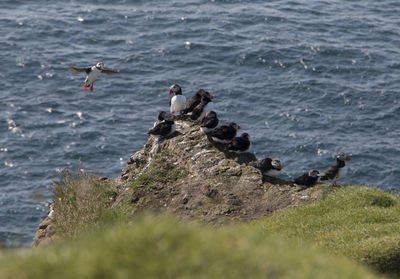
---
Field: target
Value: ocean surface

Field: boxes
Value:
[1,0,400,247]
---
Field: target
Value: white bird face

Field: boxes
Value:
[337,152,351,161]
[96,62,104,70]
[308,169,320,177]
[206,111,217,118]
[169,84,182,95]
[271,159,282,170]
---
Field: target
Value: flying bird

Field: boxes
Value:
[69,62,118,92]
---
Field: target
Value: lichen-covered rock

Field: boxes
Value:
[116,120,320,225]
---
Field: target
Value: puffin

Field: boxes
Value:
[200,111,219,133]
[182,89,204,114]
[182,89,214,115]
[294,169,320,187]
[210,122,241,143]
[153,111,178,127]
[148,119,176,138]
[169,84,186,115]
[190,93,213,120]
[249,158,282,178]
[318,152,351,187]
[69,62,118,92]
[228,133,251,153]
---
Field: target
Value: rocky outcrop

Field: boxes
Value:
[33,119,323,247]
[116,120,322,224]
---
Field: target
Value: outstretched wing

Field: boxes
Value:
[101,69,118,75]
[69,67,91,74]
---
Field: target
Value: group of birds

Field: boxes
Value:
[69,62,351,188]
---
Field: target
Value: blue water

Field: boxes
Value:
[1,0,400,247]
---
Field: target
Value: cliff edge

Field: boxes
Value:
[34,120,322,246]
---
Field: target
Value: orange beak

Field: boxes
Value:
[346,155,351,161]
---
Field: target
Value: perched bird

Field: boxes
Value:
[249,158,282,178]
[182,89,204,115]
[210,122,241,143]
[190,93,213,120]
[169,84,186,114]
[182,89,214,115]
[148,120,176,138]
[69,62,118,92]
[294,169,320,187]
[228,133,251,153]
[318,152,351,187]
[200,111,219,133]
[153,111,178,127]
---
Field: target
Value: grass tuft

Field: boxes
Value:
[0,216,382,279]
[51,170,128,238]
[254,186,400,276]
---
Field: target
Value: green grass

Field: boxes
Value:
[51,170,129,238]
[0,216,382,279]
[253,185,400,275]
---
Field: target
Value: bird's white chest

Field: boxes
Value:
[199,102,214,120]
[265,169,281,178]
[170,95,186,113]
[86,67,101,83]
[336,166,348,181]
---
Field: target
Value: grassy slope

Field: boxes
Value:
[8,173,398,278]
[253,185,400,275]
[0,216,381,279]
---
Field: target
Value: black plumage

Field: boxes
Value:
[228,133,250,152]
[153,111,177,127]
[200,111,219,132]
[148,120,175,137]
[249,158,282,177]
[190,94,213,120]
[210,122,241,143]
[318,152,351,186]
[294,169,320,187]
[182,89,204,114]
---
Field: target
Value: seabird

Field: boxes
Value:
[182,89,214,115]
[200,111,219,133]
[210,122,241,143]
[318,152,351,187]
[190,93,213,120]
[69,62,118,92]
[153,111,178,127]
[249,158,282,178]
[228,133,251,153]
[148,119,176,138]
[169,84,186,115]
[294,169,320,187]
[182,89,204,115]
